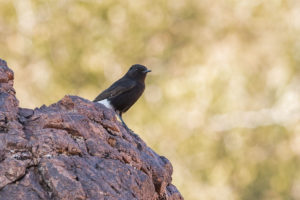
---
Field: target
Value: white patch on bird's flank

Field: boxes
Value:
[97,99,113,109]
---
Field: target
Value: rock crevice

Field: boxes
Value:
[0,59,183,200]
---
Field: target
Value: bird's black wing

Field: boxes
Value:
[93,78,136,102]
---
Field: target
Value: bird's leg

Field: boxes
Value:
[116,111,132,132]
[118,112,127,128]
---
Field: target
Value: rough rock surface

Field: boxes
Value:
[0,59,183,200]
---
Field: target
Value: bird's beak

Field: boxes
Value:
[143,69,151,73]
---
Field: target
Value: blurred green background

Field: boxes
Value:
[1,0,300,199]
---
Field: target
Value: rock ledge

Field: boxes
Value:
[0,59,183,200]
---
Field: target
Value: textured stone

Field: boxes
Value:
[0,59,183,200]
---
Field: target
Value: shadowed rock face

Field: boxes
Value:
[0,59,183,200]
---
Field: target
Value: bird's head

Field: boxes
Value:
[126,64,151,81]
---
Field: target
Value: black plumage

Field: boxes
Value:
[93,64,151,130]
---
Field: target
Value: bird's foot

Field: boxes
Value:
[122,122,134,133]
[116,113,134,133]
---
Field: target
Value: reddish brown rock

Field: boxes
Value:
[0,59,183,200]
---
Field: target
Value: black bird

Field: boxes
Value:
[93,64,151,130]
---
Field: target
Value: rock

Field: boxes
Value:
[0,59,183,200]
